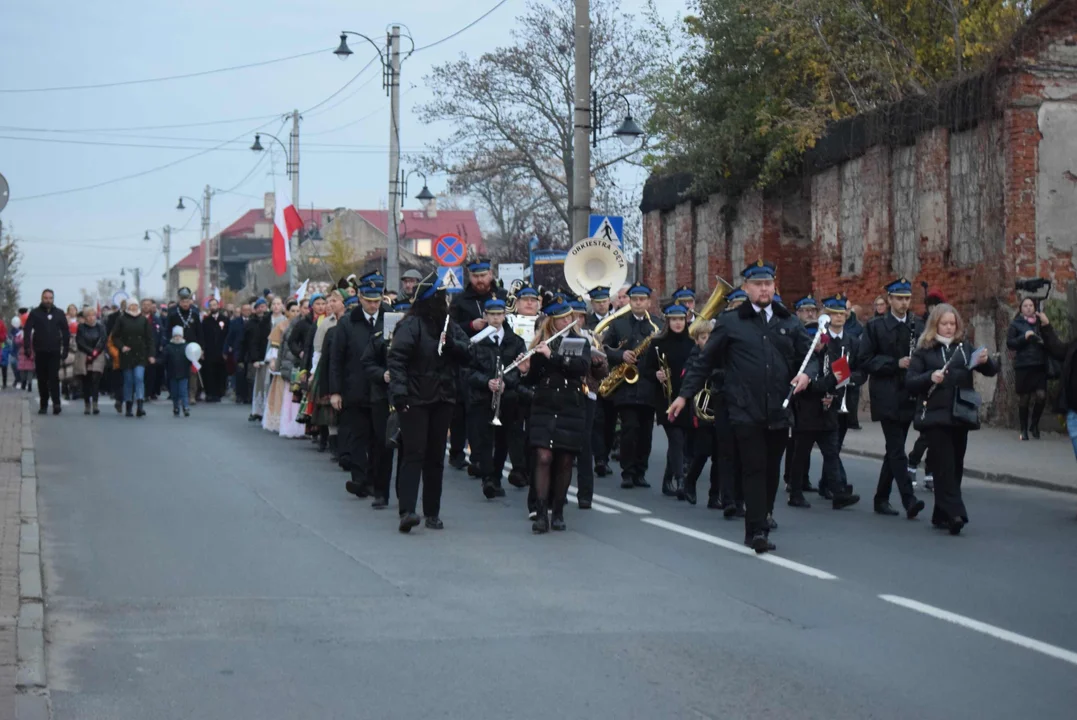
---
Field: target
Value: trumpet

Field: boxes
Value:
[656,348,673,403]
[437,314,450,356]
[490,357,504,426]
[839,347,849,413]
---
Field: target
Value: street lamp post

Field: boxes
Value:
[334,28,414,294]
[144,227,173,298]
[251,113,302,293]
[177,189,214,300]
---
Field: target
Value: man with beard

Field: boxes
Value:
[201,298,229,402]
[24,289,71,414]
[448,257,504,471]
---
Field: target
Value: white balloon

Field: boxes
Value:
[10,316,20,329]
[184,342,203,363]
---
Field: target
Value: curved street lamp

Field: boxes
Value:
[592,92,645,148]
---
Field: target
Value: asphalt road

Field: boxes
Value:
[34,401,1077,720]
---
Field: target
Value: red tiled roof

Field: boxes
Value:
[220,208,332,238]
[357,210,485,253]
[175,245,202,269]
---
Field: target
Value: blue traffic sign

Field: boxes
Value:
[589,215,623,247]
[434,233,466,267]
[437,265,464,293]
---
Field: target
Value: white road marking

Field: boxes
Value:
[566,489,621,514]
[641,518,838,580]
[879,595,1077,667]
[571,487,651,515]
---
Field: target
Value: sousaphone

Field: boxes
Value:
[564,236,628,300]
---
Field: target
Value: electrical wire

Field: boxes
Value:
[0,115,282,134]
[0,47,332,94]
[302,55,379,115]
[412,0,513,52]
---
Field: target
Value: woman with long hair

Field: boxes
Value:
[1006,297,1049,440]
[262,300,298,433]
[520,293,591,533]
[75,307,108,414]
[906,304,998,535]
[640,304,696,498]
[873,295,889,317]
[387,272,471,533]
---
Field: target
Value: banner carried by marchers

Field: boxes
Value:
[273,189,303,276]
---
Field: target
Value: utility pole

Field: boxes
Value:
[386,25,402,294]
[571,0,591,247]
[203,184,214,297]
[163,226,172,298]
[289,108,301,294]
[134,267,142,301]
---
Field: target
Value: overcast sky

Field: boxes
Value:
[1,0,673,307]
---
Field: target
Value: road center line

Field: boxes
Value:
[879,595,1077,667]
[570,487,651,515]
[641,518,838,580]
[566,489,621,514]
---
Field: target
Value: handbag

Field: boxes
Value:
[385,410,402,449]
[953,386,982,428]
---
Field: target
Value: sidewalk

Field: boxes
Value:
[841,419,1077,494]
[0,393,24,720]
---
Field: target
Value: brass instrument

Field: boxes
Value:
[490,357,504,426]
[693,386,714,422]
[504,279,525,314]
[592,302,632,339]
[598,315,659,397]
[838,347,849,414]
[656,348,673,403]
[688,275,734,336]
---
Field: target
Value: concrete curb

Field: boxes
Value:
[842,447,1077,496]
[16,400,50,719]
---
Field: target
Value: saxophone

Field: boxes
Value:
[598,316,659,398]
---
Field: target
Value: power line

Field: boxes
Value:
[0,115,282,134]
[0,47,332,94]
[302,55,380,114]
[0,133,426,153]
[413,0,513,52]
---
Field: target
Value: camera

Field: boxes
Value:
[1015,277,1050,293]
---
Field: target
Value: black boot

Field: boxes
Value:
[1030,399,1045,439]
[551,501,566,531]
[125,401,133,417]
[136,400,145,417]
[531,502,549,534]
[92,399,100,415]
[1018,404,1030,441]
[115,399,123,413]
[84,400,91,415]
[661,474,676,497]
[682,478,697,505]
[328,435,338,461]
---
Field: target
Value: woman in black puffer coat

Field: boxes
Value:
[1006,297,1049,440]
[519,294,591,534]
[387,273,471,534]
[907,304,999,535]
[108,300,157,417]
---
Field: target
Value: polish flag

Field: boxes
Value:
[272,190,303,276]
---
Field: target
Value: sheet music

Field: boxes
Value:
[508,315,537,346]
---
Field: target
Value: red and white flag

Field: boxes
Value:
[272,190,303,276]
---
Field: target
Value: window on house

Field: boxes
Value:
[415,239,432,256]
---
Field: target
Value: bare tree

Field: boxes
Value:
[416,0,659,248]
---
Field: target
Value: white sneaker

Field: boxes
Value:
[924,474,934,491]
[528,511,538,521]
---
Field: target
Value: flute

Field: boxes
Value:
[437,314,450,356]
[503,320,578,373]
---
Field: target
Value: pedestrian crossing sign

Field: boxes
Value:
[438,266,464,294]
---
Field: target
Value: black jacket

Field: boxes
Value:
[681,300,817,429]
[1041,325,1077,413]
[521,331,591,450]
[845,311,864,340]
[163,341,192,380]
[640,329,695,428]
[328,305,389,407]
[387,313,471,408]
[287,315,313,365]
[201,311,229,358]
[585,311,612,331]
[167,305,203,347]
[793,333,863,433]
[25,304,70,357]
[907,341,999,429]
[109,313,156,370]
[857,313,923,423]
[1006,315,1048,370]
[466,329,527,407]
[75,322,107,359]
[602,311,663,407]
[242,313,271,366]
[450,284,506,337]
[361,334,390,404]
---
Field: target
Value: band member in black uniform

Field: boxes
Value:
[602,283,661,489]
[506,283,540,493]
[857,278,926,519]
[449,258,503,472]
[671,260,814,554]
[640,304,695,497]
[330,273,391,502]
[360,300,410,509]
[584,286,616,477]
[388,272,471,533]
[467,298,527,500]
[672,286,697,320]
[682,320,719,505]
[785,295,819,495]
[906,304,998,534]
[787,297,861,510]
[571,295,609,509]
[817,294,863,497]
[518,293,592,533]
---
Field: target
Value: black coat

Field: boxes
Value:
[361,334,390,404]
[907,341,999,429]
[640,329,695,428]
[602,311,663,407]
[163,341,192,380]
[201,311,229,358]
[387,313,471,408]
[167,305,203,347]
[25,304,70,357]
[857,313,924,423]
[466,329,527,407]
[1040,325,1077,413]
[793,334,862,433]
[288,315,313,365]
[845,311,864,340]
[328,305,389,407]
[584,311,612,331]
[242,313,271,366]
[450,284,506,337]
[224,316,246,360]
[523,332,590,452]
[109,313,156,370]
[681,300,817,429]
[1006,315,1047,369]
[75,322,107,359]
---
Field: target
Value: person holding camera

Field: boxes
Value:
[1007,296,1050,441]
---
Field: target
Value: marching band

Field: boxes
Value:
[294,245,994,553]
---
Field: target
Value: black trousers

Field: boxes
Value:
[234,362,250,404]
[784,430,809,486]
[790,429,843,499]
[836,414,851,486]
[874,419,917,509]
[732,424,787,539]
[369,400,396,501]
[34,352,61,410]
[618,404,655,481]
[505,401,529,476]
[846,385,861,427]
[203,358,227,399]
[81,371,102,403]
[467,401,508,485]
[908,431,931,474]
[338,405,380,488]
[398,402,453,518]
[662,425,687,483]
[684,425,735,504]
[449,371,468,461]
[924,426,969,523]
[593,397,617,465]
[576,396,597,503]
